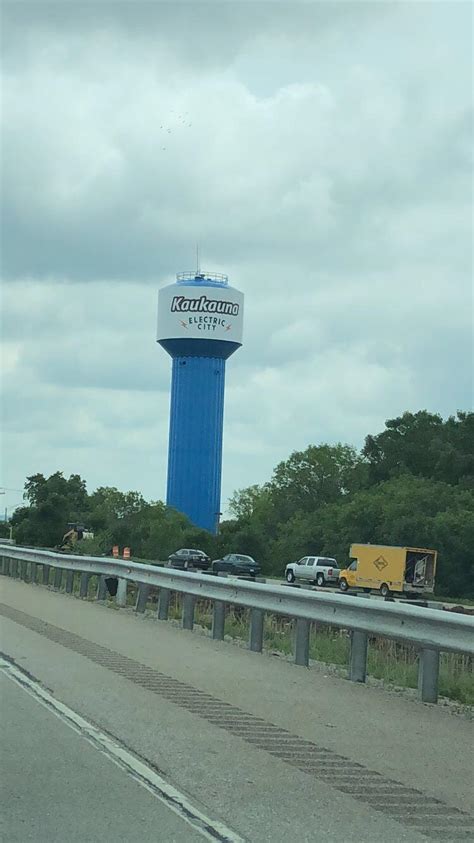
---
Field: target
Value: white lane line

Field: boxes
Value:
[0,657,246,843]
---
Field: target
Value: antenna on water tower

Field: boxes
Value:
[196,243,200,276]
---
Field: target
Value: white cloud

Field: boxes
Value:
[1,1,472,517]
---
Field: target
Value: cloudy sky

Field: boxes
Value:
[1,0,472,517]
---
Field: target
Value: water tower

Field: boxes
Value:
[157,269,244,532]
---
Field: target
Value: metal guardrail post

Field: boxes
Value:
[79,573,90,598]
[349,630,368,683]
[116,578,127,607]
[212,601,226,640]
[135,583,150,613]
[2,556,9,576]
[30,562,37,584]
[65,570,74,593]
[1,545,473,676]
[294,618,310,666]
[182,594,196,630]
[157,588,170,620]
[19,560,27,580]
[418,647,440,704]
[96,576,107,601]
[249,608,264,652]
[53,568,63,590]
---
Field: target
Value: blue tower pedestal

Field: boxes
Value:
[157,273,244,533]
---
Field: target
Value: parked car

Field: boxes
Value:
[211,554,261,577]
[168,548,211,570]
[285,556,340,586]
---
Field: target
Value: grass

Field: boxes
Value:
[429,594,474,607]
[200,604,473,705]
[366,638,474,705]
[186,604,472,704]
[310,627,349,665]
[14,562,473,706]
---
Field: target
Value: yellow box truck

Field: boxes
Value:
[338,544,437,598]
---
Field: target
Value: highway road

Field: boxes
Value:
[1,672,208,842]
[1,577,473,842]
[266,577,473,610]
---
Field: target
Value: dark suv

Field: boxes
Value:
[211,554,261,577]
[168,548,211,570]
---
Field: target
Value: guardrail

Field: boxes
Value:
[1,544,473,705]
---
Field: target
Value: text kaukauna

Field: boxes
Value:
[171,295,240,316]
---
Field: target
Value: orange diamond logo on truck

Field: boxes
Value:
[374,556,388,571]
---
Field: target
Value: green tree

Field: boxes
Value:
[228,485,268,521]
[363,411,474,485]
[0,521,12,539]
[315,476,474,596]
[9,408,473,597]
[12,496,70,548]
[24,472,88,513]
[88,487,146,530]
[269,443,364,522]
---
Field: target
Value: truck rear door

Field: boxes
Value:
[405,550,436,588]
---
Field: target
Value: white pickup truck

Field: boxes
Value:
[285,556,340,587]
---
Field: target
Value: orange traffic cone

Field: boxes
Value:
[123,547,131,560]
[112,545,119,558]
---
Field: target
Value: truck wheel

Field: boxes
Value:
[316,573,325,587]
[339,578,348,592]
[380,583,390,598]
[286,570,295,583]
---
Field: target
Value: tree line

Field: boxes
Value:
[6,410,474,597]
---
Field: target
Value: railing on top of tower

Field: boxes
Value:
[176,272,229,286]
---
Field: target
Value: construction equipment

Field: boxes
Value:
[59,523,94,552]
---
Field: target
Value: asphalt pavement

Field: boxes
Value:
[0,672,211,842]
[1,577,473,842]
